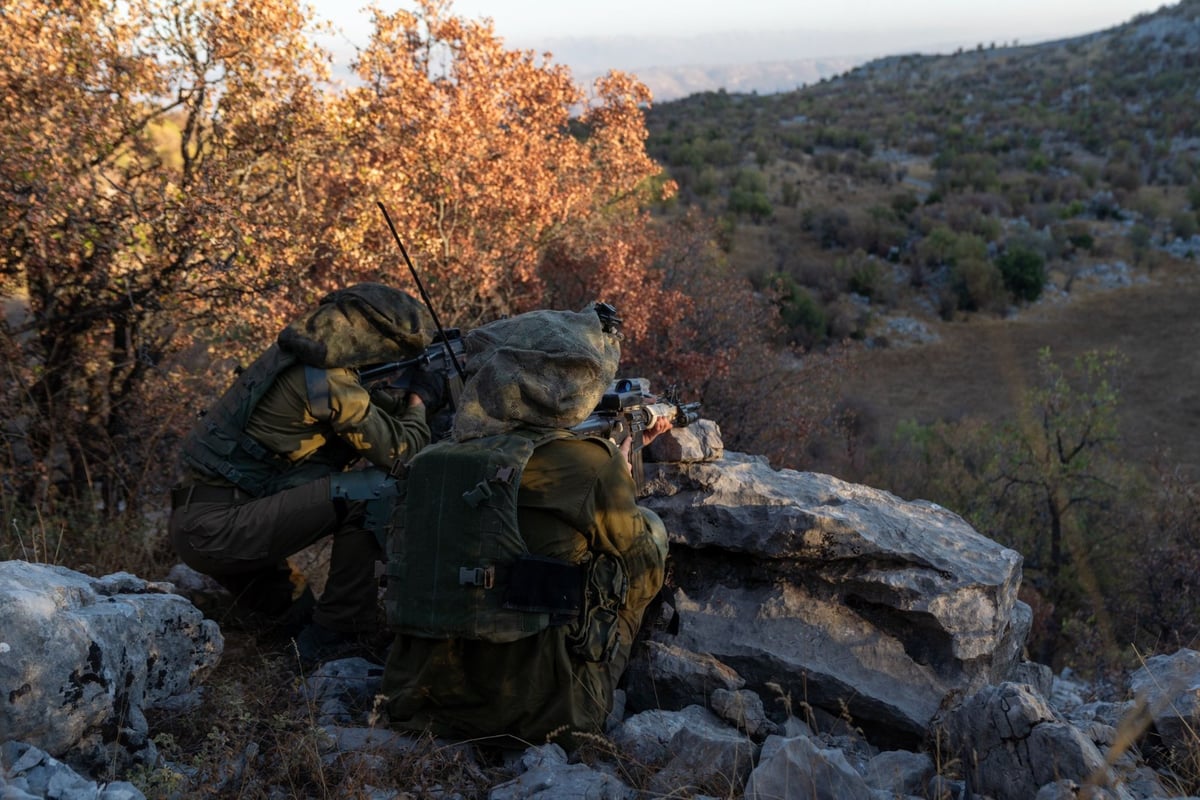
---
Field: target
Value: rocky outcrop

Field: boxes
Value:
[0,742,146,800]
[1129,649,1200,746]
[936,682,1116,800]
[635,450,1030,743]
[0,561,222,774]
[9,432,1200,798]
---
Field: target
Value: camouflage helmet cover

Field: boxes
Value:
[277,283,433,369]
[451,304,621,440]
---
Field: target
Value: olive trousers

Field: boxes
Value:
[169,475,381,633]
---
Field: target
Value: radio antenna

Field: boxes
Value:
[376,201,466,383]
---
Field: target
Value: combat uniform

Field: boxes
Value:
[379,306,667,748]
[169,284,432,635]
[382,435,666,747]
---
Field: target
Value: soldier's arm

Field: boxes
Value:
[325,368,431,466]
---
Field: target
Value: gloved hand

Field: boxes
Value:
[369,386,406,416]
[407,365,446,411]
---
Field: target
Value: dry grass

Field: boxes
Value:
[828,256,1200,483]
[130,628,519,799]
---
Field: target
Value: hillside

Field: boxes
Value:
[643,0,1200,480]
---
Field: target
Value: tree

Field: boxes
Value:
[995,245,1047,303]
[0,0,331,509]
[307,0,674,327]
[872,348,1133,667]
[0,0,680,514]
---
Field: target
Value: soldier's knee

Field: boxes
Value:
[639,506,668,566]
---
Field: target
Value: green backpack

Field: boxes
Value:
[385,430,594,644]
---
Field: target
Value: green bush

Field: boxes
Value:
[995,246,1046,302]
[694,167,719,197]
[729,188,773,221]
[769,272,828,346]
[1129,223,1153,264]
[890,192,920,218]
[1171,210,1198,240]
[842,251,892,303]
[1059,200,1087,219]
[1070,232,1095,250]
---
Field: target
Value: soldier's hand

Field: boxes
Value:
[369,386,407,415]
[643,414,673,447]
[407,365,446,410]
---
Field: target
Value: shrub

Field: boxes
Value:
[995,246,1047,302]
[1171,210,1198,240]
[951,257,1007,312]
[769,273,829,346]
[916,225,959,267]
[1063,221,1095,251]
[841,250,895,305]
[729,188,773,221]
[1059,200,1087,219]
[1129,223,1153,264]
[802,205,852,249]
[890,192,920,219]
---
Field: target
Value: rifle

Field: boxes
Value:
[572,377,701,494]
[358,328,467,439]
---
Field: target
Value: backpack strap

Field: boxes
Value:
[304,365,333,422]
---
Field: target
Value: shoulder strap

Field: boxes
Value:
[304,365,333,422]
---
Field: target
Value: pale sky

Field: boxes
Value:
[311,0,1172,75]
[416,0,1167,40]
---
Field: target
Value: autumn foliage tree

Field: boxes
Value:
[1,0,841,548]
[0,0,333,511]
[0,0,746,514]
[301,0,679,330]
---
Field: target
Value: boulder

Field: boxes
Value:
[1129,649,1200,747]
[710,687,777,740]
[647,709,758,797]
[0,561,223,772]
[639,452,1030,742]
[646,418,724,463]
[0,741,146,800]
[744,734,876,800]
[609,705,722,765]
[488,744,636,800]
[935,682,1125,800]
[621,640,744,713]
[864,749,934,796]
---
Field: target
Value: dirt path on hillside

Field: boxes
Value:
[837,263,1200,476]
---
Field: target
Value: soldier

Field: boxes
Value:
[380,304,670,749]
[169,283,442,662]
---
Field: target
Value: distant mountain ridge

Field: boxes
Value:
[579,57,866,102]
[548,9,1182,102]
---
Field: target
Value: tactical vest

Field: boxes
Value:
[386,430,620,645]
[179,344,301,496]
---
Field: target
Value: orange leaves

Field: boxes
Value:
[1,0,730,505]
[309,0,669,325]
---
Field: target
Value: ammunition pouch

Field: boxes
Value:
[566,552,628,663]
